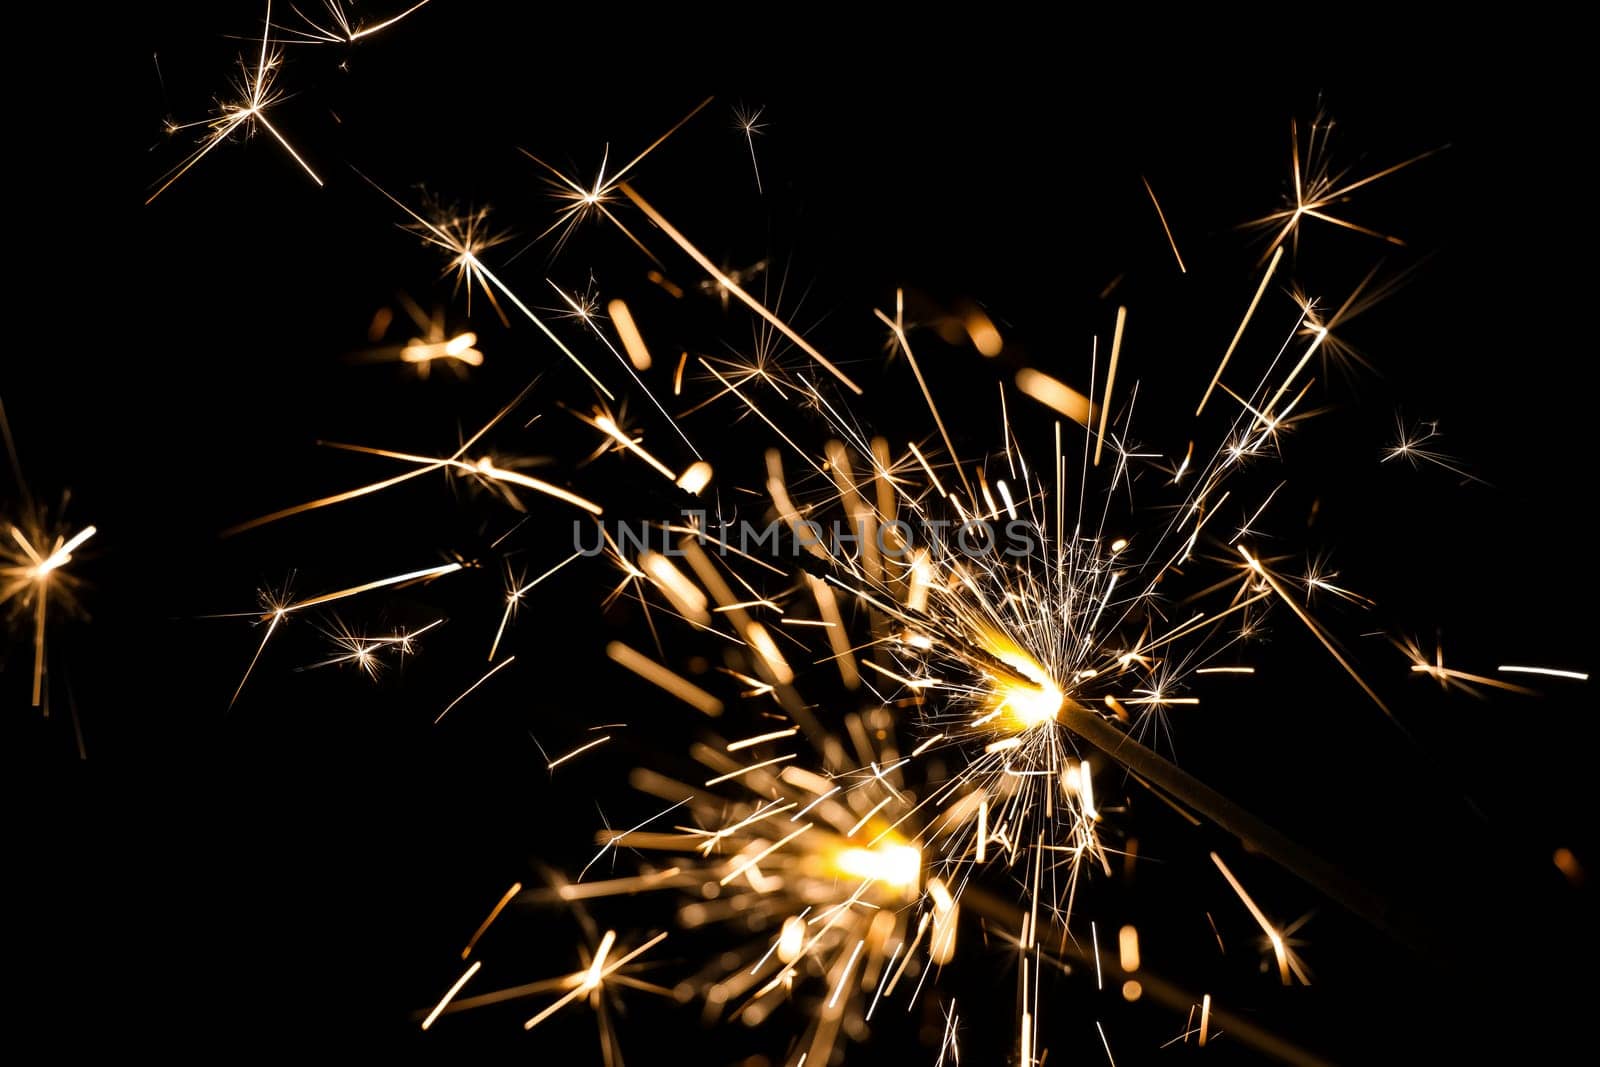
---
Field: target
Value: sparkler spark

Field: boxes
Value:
[2,397,95,720]
[146,31,1580,1059]
[1249,108,1439,262]
[147,2,323,204]
[3,520,96,708]
[732,103,766,193]
[285,0,433,45]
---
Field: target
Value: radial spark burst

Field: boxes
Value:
[148,1,323,204]
[149,20,1585,1060]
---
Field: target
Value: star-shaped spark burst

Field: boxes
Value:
[1250,108,1438,263]
[420,920,671,1064]
[3,517,95,709]
[1382,417,1487,485]
[1,398,96,713]
[516,98,713,260]
[360,177,616,398]
[732,103,767,193]
[147,1,323,204]
[305,616,443,679]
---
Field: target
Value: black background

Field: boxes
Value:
[7,5,1594,1062]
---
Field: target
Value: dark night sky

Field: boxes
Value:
[7,5,1595,1061]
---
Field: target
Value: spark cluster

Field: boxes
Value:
[134,12,1591,1064]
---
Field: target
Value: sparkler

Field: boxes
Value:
[141,19,1588,1059]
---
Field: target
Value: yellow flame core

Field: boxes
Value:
[831,842,922,891]
[983,635,1065,729]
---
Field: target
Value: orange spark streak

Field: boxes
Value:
[1142,176,1187,273]
[619,183,862,395]
[462,882,523,960]
[605,641,723,716]
[1198,246,1283,415]
[1094,307,1127,467]
[421,961,481,1030]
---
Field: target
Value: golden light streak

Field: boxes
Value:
[236,433,605,531]
[704,752,796,787]
[1078,761,1099,822]
[28,525,96,576]
[996,478,1019,521]
[743,621,794,685]
[462,882,522,960]
[490,551,583,661]
[1093,306,1127,467]
[1196,666,1255,674]
[588,413,677,481]
[288,562,462,613]
[878,291,972,497]
[580,930,617,993]
[906,442,948,499]
[976,794,988,863]
[640,552,711,623]
[435,655,516,724]
[1260,326,1328,424]
[605,641,723,716]
[1498,665,1588,682]
[807,574,860,690]
[1211,852,1290,985]
[827,939,866,1009]
[224,463,444,535]
[548,735,611,770]
[1142,176,1187,273]
[1019,985,1033,1065]
[229,607,286,709]
[421,960,482,1031]
[727,726,800,752]
[719,823,813,886]
[556,869,682,900]
[1198,246,1284,415]
[928,877,958,964]
[1409,662,1534,695]
[607,299,653,370]
[1015,368,1094,426]
[618,182,863,394]
[1239,546,1396,723]
[1199,993,1212,1046]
